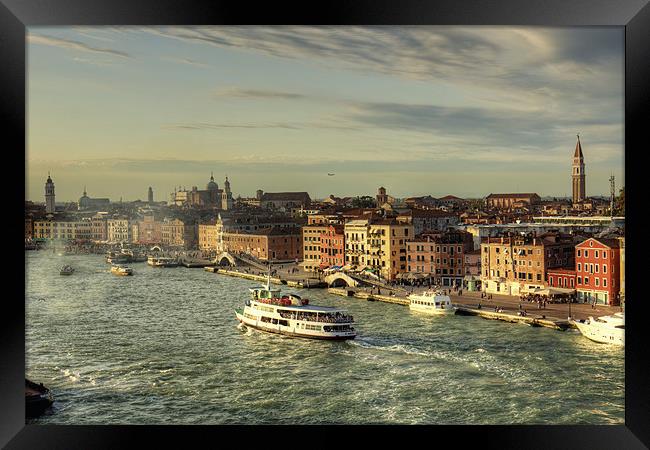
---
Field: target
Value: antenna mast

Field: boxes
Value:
[609,175,615,218]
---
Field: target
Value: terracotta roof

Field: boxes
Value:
[438,195,465,201]
[261,192,311,202]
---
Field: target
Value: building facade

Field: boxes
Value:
[222,227,302,261]
[485,193,541,210]
[320,224,345,268]
[575,238,621,306]
[302,224,329,272]
[107,218,131,243]
[406,230,473,286]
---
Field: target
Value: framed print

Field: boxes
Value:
[3,0,649,448]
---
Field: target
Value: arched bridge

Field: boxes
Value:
[214,252,237,266]
[324,272,361,288]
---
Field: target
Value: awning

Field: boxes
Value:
[330,265,342,270]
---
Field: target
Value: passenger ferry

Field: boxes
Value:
[111,265,133,276]
[147,256,178,267]
[235,276,356,340]
[408,290,456,315]
[106,251,132,264]
[571,312,624,346]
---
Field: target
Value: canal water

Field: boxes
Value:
[25,252,624,424]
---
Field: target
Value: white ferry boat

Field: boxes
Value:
[235,277,356,340]
[59,265,75,276]
[147,256,178,267]
[111,265,133,276]
[408,290,456,315]
[571,312,624,346]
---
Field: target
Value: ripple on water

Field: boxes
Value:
[26,252,624,424]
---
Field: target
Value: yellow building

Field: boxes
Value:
[302,224,329,271]
[344,219,369,268]
[198,222,219,252]
[33,219,92,241]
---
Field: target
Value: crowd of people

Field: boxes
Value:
[278,310,353,323]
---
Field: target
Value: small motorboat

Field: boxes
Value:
[111,265,134,276]
[25,379,54,418]
[59,265,74,276]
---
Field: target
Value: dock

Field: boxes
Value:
[204,267,327,288]
[454,306,572,330]
[327,287,409,306]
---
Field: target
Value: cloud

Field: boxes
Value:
[28,33,132,59]
[161,56,209,68]
[214,87,306,100]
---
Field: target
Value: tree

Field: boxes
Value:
[351,196,376,208]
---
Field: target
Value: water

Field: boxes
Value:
[26,252,624,424]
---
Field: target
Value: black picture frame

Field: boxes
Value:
[3,0,649,448]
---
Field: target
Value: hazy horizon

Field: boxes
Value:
[26,26,624,203]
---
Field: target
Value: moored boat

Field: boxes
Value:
[147,256,178,267]
[25,379,54,418]
[235,274,356,340]
[59,265,74,276]
[570,312,624,346]
[106,251,132,264]
[111,265,133,276]
[408,290,456,315]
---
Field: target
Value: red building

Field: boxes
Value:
[320,224,345,268]
[575,238,621,306]
[547,268,576,289]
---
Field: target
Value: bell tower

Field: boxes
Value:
[45,173,56,214]
[572,135,586,205]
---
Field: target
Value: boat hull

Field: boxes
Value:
[572,320,624,346]
[236,312,356,341]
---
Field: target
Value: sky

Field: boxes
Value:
[26,26,624,203]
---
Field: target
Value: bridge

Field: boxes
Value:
[324,272,362,288]
[212,251,272,271]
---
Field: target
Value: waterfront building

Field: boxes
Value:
[547,268,576,289]
[344,219,369,268]
[572,135,586,205]
[130,222,139,244]
[45,174,55,214]
[575,238,621,306]
[33,219,92,241]
[259,191,311,211]
[221,227,302,261]
[136,214,163,244]
[618,237,625,303]
[91,213,109,242]
[320,224,345,269]
[405,230,473,287]
[480,232,577,296]
[161,218,197,249]
[464,249,481,277]
[302,224,330,272]
[78,187,110,211]
[107,218,132,244]
[485,193,541,210]
[366,219,413,281]
[198,221,219,252]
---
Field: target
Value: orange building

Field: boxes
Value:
[222,227,302,262]
[575,238,621,306]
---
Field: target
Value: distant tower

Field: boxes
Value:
[221,176,233,210]
[572,135,586,204]
[376,186,388,206]
[609,175,615,218]
[45,173,55,214]
[256,189,264,201]
[148,186,154,204]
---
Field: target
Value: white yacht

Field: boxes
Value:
[408,290,456,315]
[147,256,178,267]
[571,312,625,346]
[235,276,356,340]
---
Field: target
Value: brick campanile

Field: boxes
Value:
[572,135,586,204]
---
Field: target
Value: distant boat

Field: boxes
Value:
[147,256,178,267]
[327,173,335,176]
[111,265,133,276]
[59,265,74,276]
[25,379,54,418]
[408,290,456,315]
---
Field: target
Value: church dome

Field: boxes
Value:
[207,172,218,191]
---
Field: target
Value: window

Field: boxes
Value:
[584,276,589,285]
[603,265,607,274]
[595,250,599,258]
[577,249,581,257]
[595,278,599,287]
[595,265,599,273]
[577,276,582,284]
[603,278,607,287]
[584,250,589,258]
[577,263,581,271]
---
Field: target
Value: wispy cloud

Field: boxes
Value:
[28,33,132,59]
[161,56,209,68]
[214,87,306,100]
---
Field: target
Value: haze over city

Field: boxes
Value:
[26,26,624,202]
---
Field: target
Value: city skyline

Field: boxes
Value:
[27,26,624,202]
